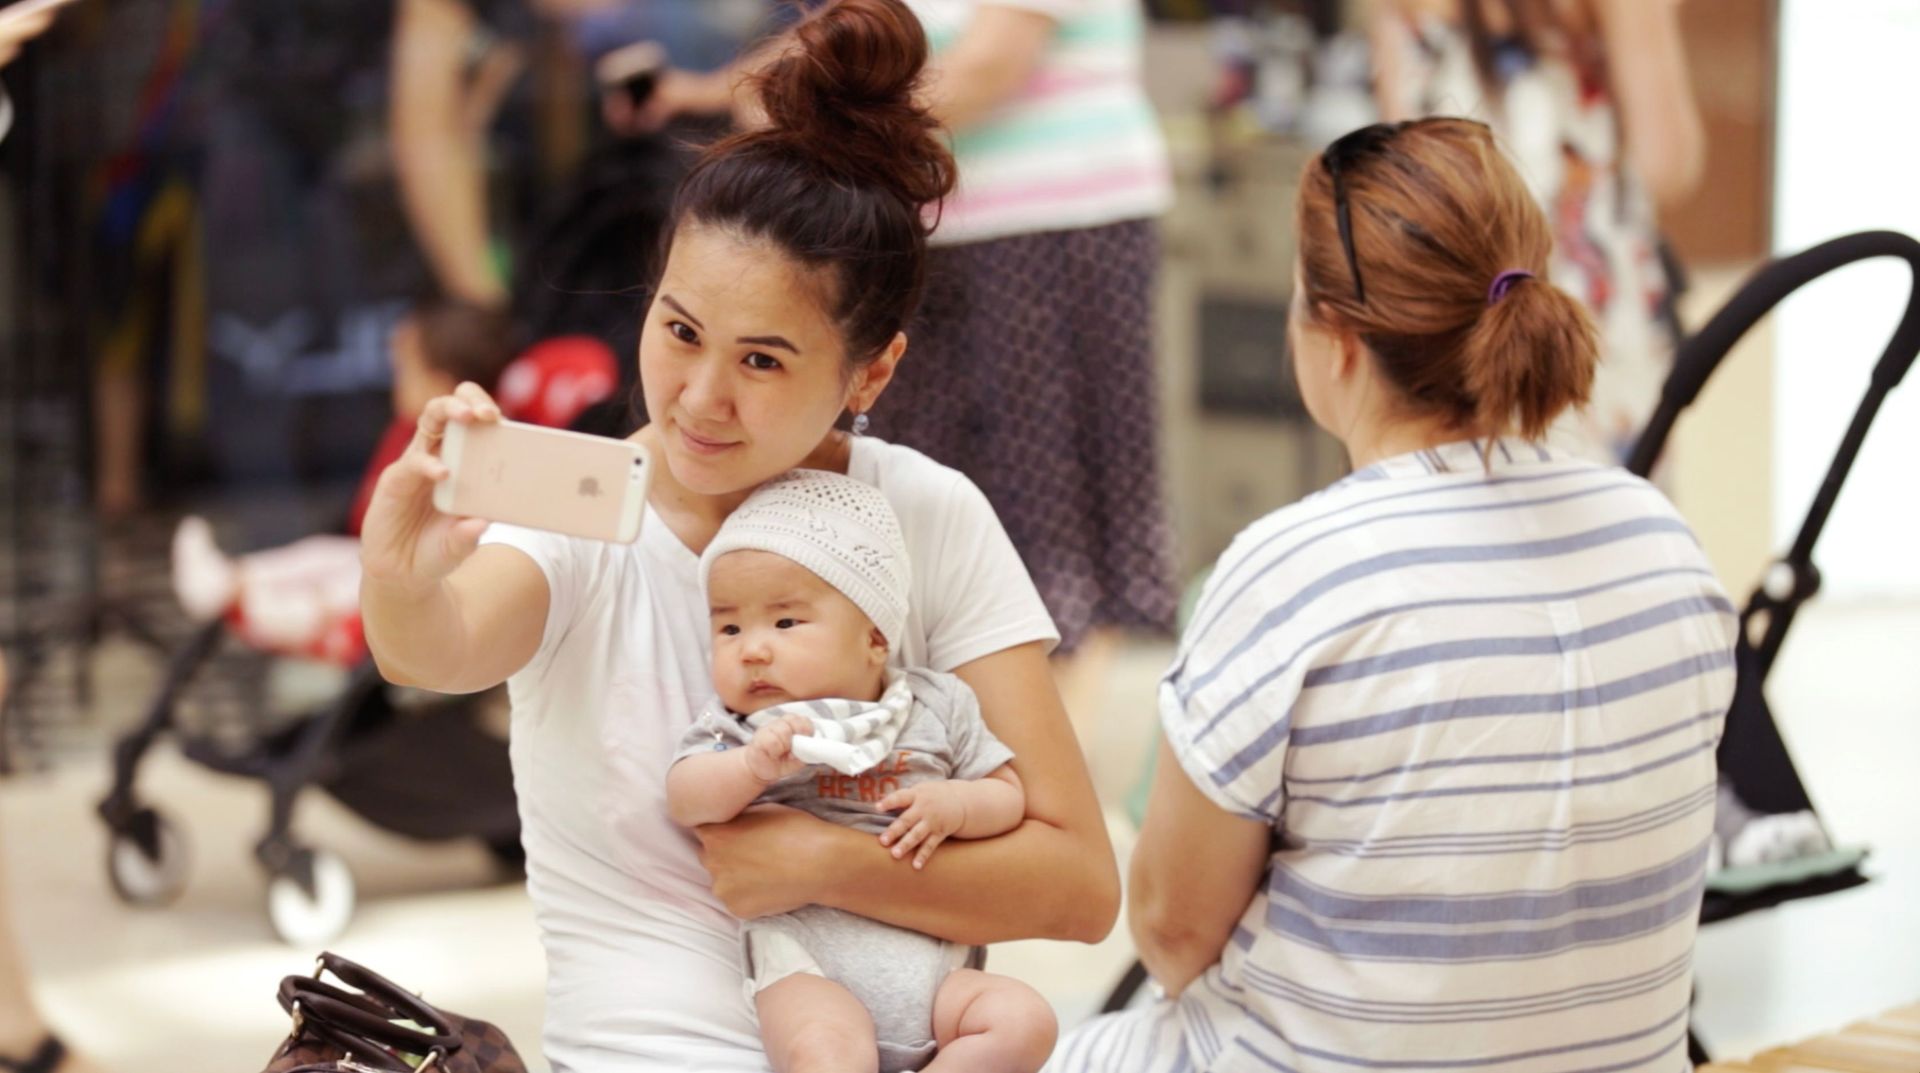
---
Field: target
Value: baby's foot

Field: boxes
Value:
[171,516,237,622]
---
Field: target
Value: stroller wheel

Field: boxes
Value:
[106,808,189,908]
[265,849,356,947]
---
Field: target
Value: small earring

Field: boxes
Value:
[851,412,870,436]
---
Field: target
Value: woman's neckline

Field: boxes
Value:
[1342,436,1564,485]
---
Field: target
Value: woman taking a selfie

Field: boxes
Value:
[1047,118,1735,1073]
[359,2,1116,1070]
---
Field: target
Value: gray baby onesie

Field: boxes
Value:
[672,667,1014,1072]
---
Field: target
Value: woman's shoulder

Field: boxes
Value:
[1215,473,1386,572]
[1195,463,1488,619]
[849,438,986,526]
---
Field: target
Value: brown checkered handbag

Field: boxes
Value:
[263,953,527,1073]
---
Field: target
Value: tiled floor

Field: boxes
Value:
[2,604,1916,1072]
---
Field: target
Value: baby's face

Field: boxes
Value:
[707,550,887,715]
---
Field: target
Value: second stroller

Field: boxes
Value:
[98,302,618,945]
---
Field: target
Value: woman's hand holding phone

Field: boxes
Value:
[360,382,501,598]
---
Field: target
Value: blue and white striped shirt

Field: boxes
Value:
[1053,439,1736,1073]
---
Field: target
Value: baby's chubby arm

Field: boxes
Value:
[667,714,814,828]
[877,764,1025,870]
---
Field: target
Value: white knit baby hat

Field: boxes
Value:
[700,470,912,651]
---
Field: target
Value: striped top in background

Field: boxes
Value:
[1051,438,1737,1073]
[904,0,1173,246]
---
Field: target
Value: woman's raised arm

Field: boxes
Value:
[1594,0,1704,207]
[360,383,548,694]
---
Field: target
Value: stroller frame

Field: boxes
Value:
[1631,231,1920,928]
[95,614,521,945]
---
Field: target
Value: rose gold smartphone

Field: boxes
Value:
[434,419,651,543]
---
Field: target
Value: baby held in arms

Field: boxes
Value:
[667,470,1057,1073]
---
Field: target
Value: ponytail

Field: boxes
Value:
[1462,274,1598,439]
[1296,118,1599,439]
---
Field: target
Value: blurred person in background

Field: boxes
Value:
[389,0,784,308]
[1369,0,1704,464]
[2,8,106,1069]
[876,0,1179,720]
[389,0,537,310]
[646,0,1180,721]
[88,0,516,519]
[391,0,796,437]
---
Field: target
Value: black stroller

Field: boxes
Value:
[1099,230,1920,1059]
[97,627,522,945]
[1628,229,1920,929]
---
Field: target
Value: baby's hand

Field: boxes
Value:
[878,781,968,869]
[743,714,814,783]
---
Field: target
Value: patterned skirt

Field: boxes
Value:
[866,219,1178,653]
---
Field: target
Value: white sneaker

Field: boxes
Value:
[171,516,238,622]
[1726,811,1833,869]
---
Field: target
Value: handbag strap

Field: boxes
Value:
[315,953,461,1043]
[277,974,459,1060]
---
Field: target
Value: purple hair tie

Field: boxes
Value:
[1487,269,1534,305]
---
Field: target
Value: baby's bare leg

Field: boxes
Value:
[925,969,1058,1073]
[756,973,880,1073]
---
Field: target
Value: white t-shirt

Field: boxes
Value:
[477,437,1058,1072]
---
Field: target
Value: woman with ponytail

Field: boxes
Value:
[360,3,1117,1070]
[1051,119,1736,1073]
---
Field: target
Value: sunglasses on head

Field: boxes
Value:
[1320,117,1488,305]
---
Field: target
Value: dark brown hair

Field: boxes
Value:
[1297,118,1597,439]
[655,0,958,367]
[413,299,519,392]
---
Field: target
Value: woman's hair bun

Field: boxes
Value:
[751,0,957,214]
